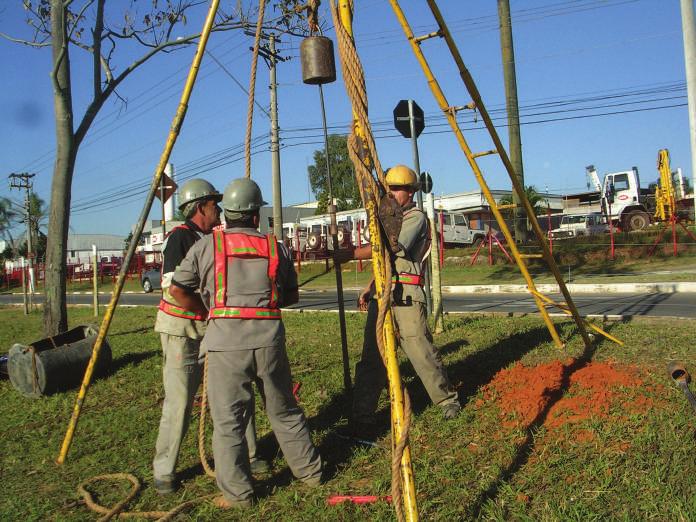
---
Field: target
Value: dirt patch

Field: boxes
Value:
[483,359,652,435]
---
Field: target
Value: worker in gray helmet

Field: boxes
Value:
[152,178,268,495]
[170,178,322,509]
[336,165,460,436]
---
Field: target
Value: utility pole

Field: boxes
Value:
[9,172,36,311]
[680,0,696,222]
[269,34,283,239]
[498,0,527,242]
[259,33,286,239]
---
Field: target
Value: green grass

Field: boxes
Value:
[295,239,696,290]
[1,307,695,520]
[1,277,144,295]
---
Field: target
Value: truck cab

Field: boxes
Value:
[587,165,652,231]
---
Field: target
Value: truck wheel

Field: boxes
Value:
[625,211,650,231]
[472,236,483,247]
[142,278,153,293]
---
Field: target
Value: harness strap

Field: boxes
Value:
[391,272,424,286]
[159,300,206,321]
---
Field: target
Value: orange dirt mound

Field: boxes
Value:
[483,359,648,430]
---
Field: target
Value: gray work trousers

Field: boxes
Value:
[207,346,322,502]
[153,334,260,481]
[352,300,458,423]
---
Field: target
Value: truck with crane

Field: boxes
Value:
[586,150,693,232]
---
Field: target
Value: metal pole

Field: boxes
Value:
[680,0,696,223]
[160,176,166,237]
[92,245,98,317]
[25,188,34,309]
[56,0,221,464]
[498,0,526,243]
[318,83,351,392]
[270,33,283,239]
[408,100,432,315]
[22,260,28,315]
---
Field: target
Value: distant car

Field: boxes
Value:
[141,268,162,293]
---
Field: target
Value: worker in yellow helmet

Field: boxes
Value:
[339,165,460,437]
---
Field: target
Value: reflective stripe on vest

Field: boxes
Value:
[391,272,423,286]
[159,223,203,320]
[159,299,206,321]
[210,230,281,320]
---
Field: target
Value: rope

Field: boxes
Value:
[77,473,217,521]
[198,353,216,477]
[244,0,267,178]
[329,2,412,520]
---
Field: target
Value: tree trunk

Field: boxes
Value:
[44,0,76,335]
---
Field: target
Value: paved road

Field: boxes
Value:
[2,290,694,318]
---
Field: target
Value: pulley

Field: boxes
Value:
[300,36,336,85]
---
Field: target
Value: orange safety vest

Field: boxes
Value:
[159,223,207,321]
[208,230,281,320]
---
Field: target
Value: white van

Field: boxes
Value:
[439,211,486,246]
[550,213,609,239]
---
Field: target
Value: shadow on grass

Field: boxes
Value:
[298,267,332,288]
[110,326,153,337]
[467,323,619,519]
[108,350,159,375]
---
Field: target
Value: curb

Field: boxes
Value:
[442,282,696,294]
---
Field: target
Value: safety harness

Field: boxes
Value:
[208,229,281,320]
[159,223,207,321]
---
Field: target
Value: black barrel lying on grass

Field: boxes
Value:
[8,325,111,398]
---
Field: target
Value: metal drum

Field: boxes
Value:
[300,36,336,85]
[8,324,112,398]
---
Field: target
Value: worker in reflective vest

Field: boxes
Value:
[337,165,460,436]
[170,178,322,509]
[152,178,267,495]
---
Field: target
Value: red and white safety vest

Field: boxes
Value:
[159,223,207,321]
[208,229,281,320]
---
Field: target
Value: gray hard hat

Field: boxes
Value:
[177,179,222,210]
[222,178,267,212]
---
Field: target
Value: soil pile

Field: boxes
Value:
[483,359,650,430]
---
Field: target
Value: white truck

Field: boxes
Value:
[550,212,609,240]
[586,165,653,232]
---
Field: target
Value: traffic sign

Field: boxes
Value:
[155,172,178,203]
[393,99,424,139]
[420,171,433,194]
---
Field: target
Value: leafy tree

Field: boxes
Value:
[0,198,20,249]
[27,193,47,256]
[5,1,307,335]
[308,134,361,214]
[498,185,547,235]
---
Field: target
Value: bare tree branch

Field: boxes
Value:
[0,32,50,47]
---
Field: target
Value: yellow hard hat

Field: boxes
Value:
[385,165,419,189]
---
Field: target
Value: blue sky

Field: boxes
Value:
[0,0,690,236]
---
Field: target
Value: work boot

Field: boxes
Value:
[300,471,325,488]
[212,495,253,509]
[250,458,270,475]
[153,476,178,495]
[442,403,461,420]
